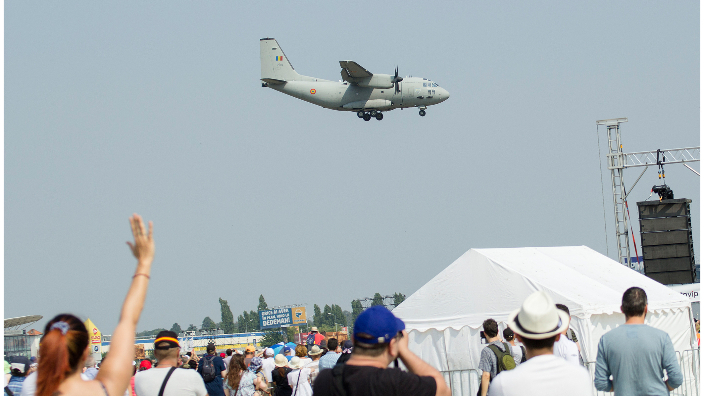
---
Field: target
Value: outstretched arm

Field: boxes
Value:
[97,214,155,396]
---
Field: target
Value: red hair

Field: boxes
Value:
[37,314,89,396]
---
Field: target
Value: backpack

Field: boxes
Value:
[487,342,516,374]
[201,355,217,382]
[306,333,316,347]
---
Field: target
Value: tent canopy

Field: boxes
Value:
[393,246,695,371]
[394,246,690,332]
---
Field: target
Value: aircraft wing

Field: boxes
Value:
[339,60,373,79]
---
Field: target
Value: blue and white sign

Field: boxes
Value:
[259,308,293,329]
[259,307,307,329]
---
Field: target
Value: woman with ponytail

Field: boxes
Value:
[36,214,155,396]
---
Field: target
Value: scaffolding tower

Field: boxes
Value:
[597,118,700,271]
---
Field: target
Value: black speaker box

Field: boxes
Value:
[637,199,695,285]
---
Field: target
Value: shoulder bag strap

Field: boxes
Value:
[5,386,14,396]
[157,367,177,396]
[503,343,512,357]
[486,344,505,374]
[292,369,303,396]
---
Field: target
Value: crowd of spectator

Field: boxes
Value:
[3,214,695,396]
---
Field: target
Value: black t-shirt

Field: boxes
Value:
[314,364,436,396]
[271,366,293,396]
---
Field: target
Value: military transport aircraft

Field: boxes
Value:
[260,38,450,121]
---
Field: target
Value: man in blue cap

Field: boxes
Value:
[313,306,450,396]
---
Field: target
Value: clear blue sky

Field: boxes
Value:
[5,1,699,333]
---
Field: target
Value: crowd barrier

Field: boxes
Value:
[440,369,481,396]
[441,348,699,396]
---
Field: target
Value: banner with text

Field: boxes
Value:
[259,307,307,329]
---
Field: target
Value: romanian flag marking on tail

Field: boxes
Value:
[275,56,283,61]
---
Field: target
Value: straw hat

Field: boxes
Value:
[288,356,303,370]
[308,345,323,356]
[507,291,569,340]
[274,354,288,367]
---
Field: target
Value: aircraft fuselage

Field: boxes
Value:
[266,77,449,112]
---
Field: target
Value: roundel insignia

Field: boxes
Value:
[93,345,99,353]
[310,89,316,94]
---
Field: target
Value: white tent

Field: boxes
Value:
[393,246,697,393]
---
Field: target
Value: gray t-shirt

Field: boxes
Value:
[135,367,208,396]
[594,324,682,396]
[479,341,511,380]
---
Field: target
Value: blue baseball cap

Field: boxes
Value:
[353,306,405,344]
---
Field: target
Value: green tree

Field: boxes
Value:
[258,295,269,312]
[170,323,182,334]
[187,324,197,332]
[238,311,251,332]
[136,328,167,338]
[249,310,259,331]
[313,304,323,327]
[237,314,246,333]
[323,305,333,327]
[342,310,353,327]
[260,329,283,347]
[332,304,346,326]
[202,316,216,330]
[393,293,406,307]
[351,299,364,324]
[219,298,236,334]
[371,293,385,307]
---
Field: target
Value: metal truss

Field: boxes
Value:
[612,147,700,169]
[597,118,700,272]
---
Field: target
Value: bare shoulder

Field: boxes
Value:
[58,379,112,396]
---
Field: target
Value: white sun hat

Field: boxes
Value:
[288,356,303,370]
[508,290,570,340]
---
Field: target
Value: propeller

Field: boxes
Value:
[392,66,403,93]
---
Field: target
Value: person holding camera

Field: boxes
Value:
[313,306,450,396]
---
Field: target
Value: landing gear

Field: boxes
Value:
[358,111,383,121]
[419,109,426,117]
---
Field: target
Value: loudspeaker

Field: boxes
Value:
[637,199,695,285]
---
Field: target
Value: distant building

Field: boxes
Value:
[4,315,43,360]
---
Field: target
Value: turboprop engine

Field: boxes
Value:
[340,67,403,91]
[341,71,393,88]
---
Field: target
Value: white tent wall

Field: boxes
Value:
[395,246,697,394]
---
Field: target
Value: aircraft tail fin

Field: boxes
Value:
[260,38,301,82]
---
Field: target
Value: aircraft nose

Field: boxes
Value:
[440,88,450,102]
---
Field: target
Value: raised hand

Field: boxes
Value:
[126,213,154,265]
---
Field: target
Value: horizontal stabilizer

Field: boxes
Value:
[261,78,286,84]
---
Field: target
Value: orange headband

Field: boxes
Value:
[154,337,180,347]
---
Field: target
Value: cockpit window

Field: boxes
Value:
[423,83,427,87]
[432,83,438,87]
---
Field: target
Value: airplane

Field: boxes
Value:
[260,38,450,121]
